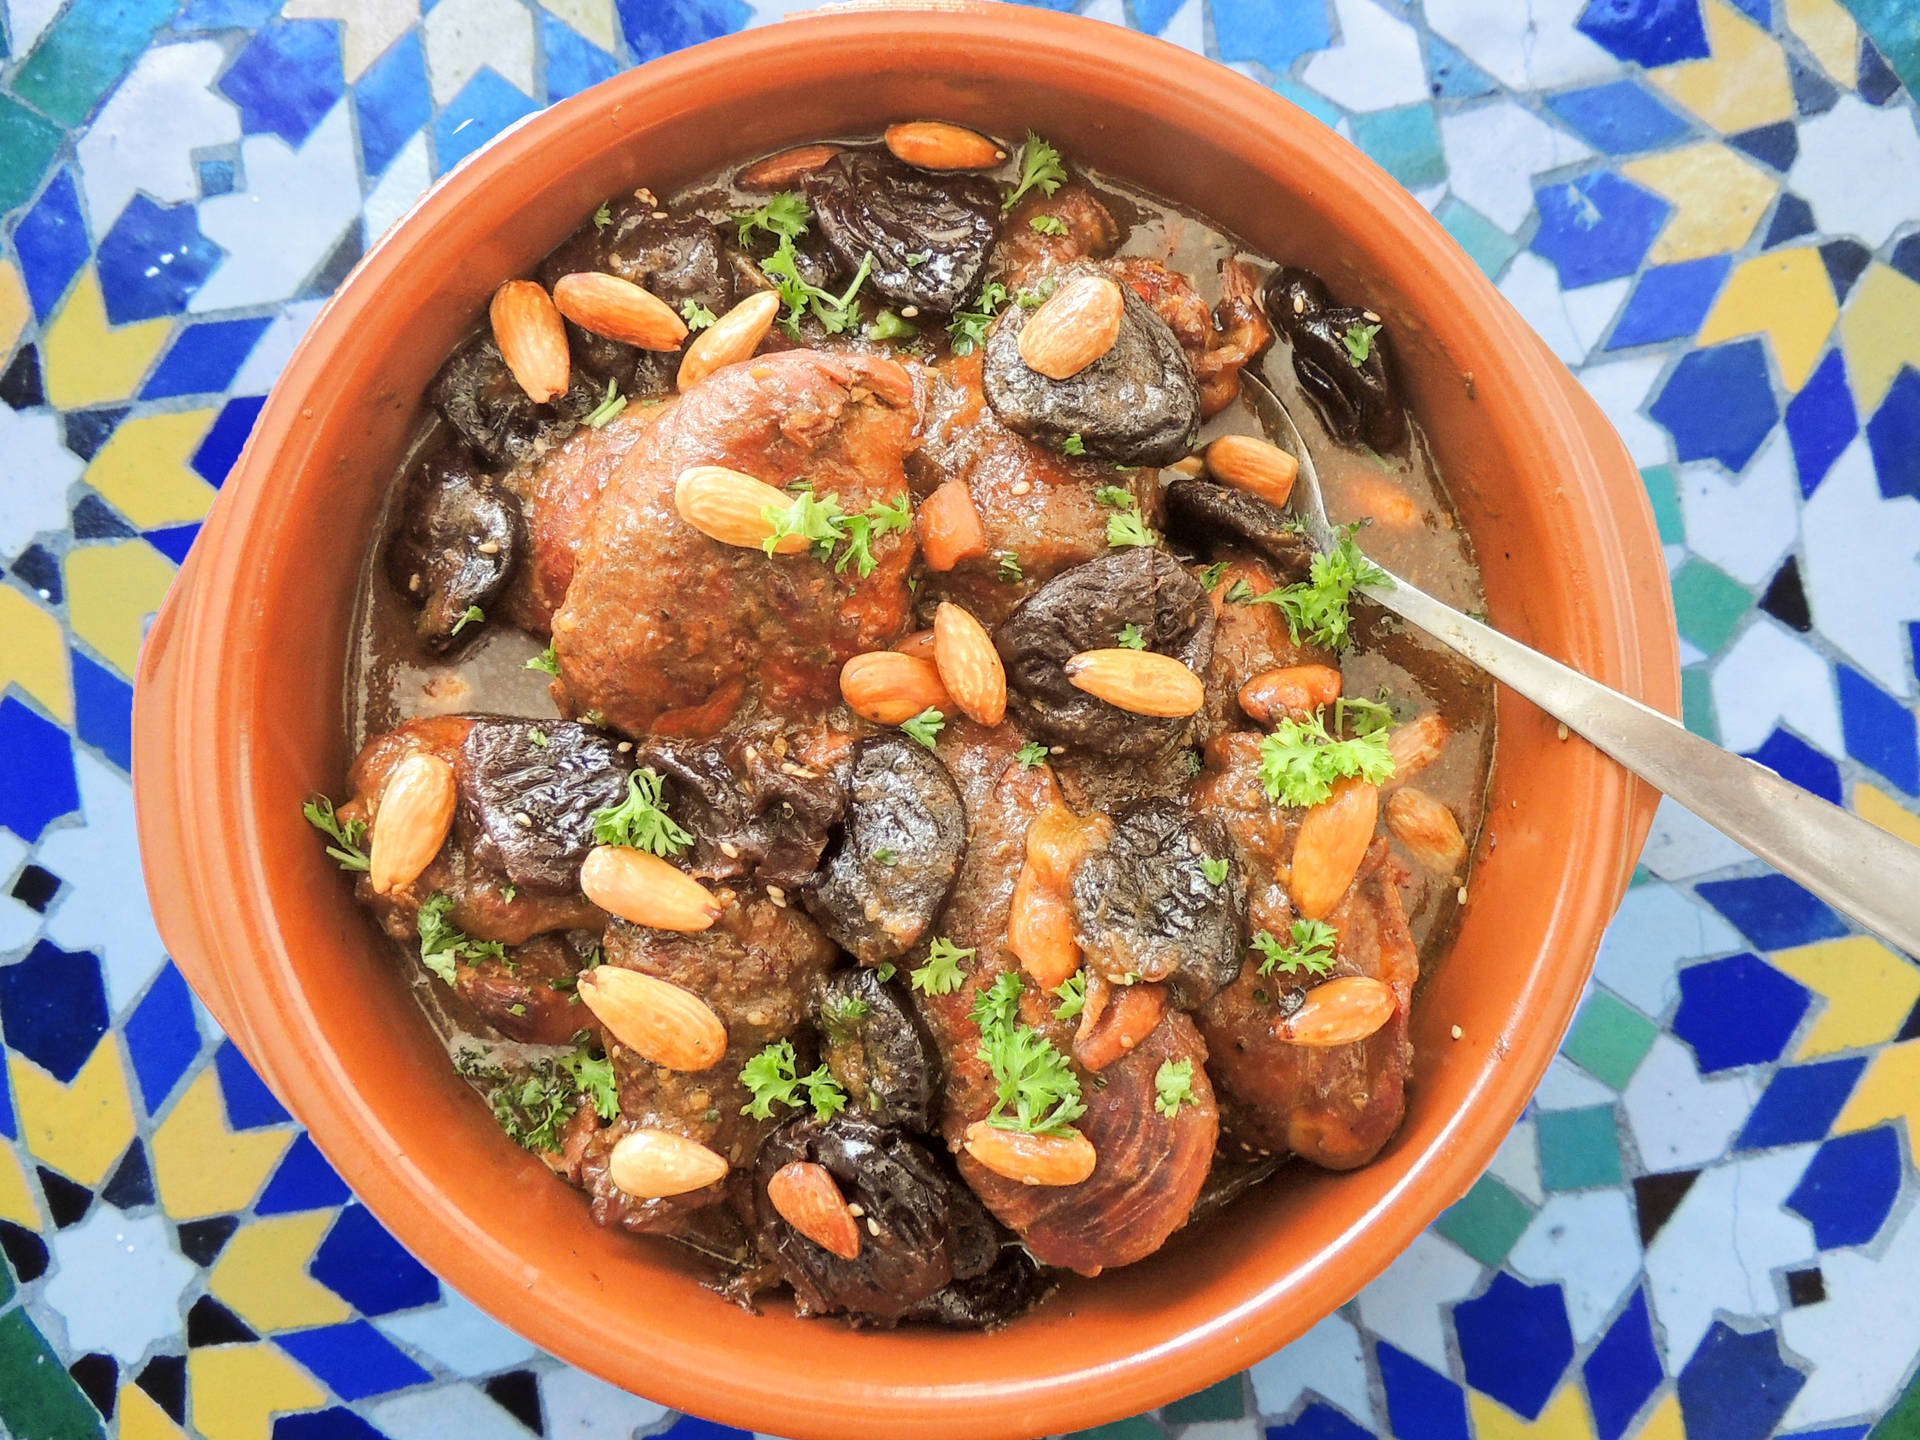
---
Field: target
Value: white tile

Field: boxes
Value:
[1789,94,1920,249]
[364,131,434,250]
[1158,0,1207,54]
[1499,252,1629,365]
[1800,436,1920,699]
[1249,1308,1375,1425]
[1594,882,1742,1017]
[4,0,66,57]
[282,0,422,84]
[75,41,240,236]
[228,299,326,396]
[43,1209,197,1365]
[1354,1231,1482,1372]
[540,1365,673,1437]
[0,409,83,561]
[1441,99,1592,231]
[1780,1199,1920,1427]
[1533,1054,1617,1111]
[1677,429,1800,586]
[1508,1191,1640,1342]
[1576,355,1676,468]
[1639,795,1758,881]
[424,0,536,106]
[1486,1114,1544,1205]
[1710,618,1845,754]
[372,1383,538,1440]
[376,1287,540,1376]
[1621,1033,1763,1172]
[1301,0,1427,111]
[1424,0,1618,91]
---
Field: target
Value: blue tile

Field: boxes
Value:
[1786,1126,1903,1248]
[219,21,343,147]
[214,1039,291,1128]
[432,68,539,171]
[1837,663,1919,795]
[1583,1289,1663,1440]
[1650,339,1780,472]
[1351,104,1446,191]
[1545,81,1691,154]
[71,649,133,772]
[1763,193,1818,250]
[615,0,749,62]
[1453,1273,1575,1420]
[1737,1057,1867,1150]
[123,963,202,1115]
[1577,0,1711,66]
[1727,0,1769,22]
[309,1204,440,1315]
[1677,1322,1806,1440]
[1783,1427,1870,1440]
[174,0,283,31]
[0,1042,14,1138]
[1605,256,1730,349]
[1377,1341,1470,1440]
[0,696,79,840]
[14,169,90,321]
[1867,366,1920,503]
[1697,874,1849,951]
[12,545,61,603]
[1672,953,1811,1073]
[542,12,621,103]
[1426,35,1499,100]
[64,409,126,463]
[0,940,109,1086]
[197,156,235,197]
[1728,121,1797,173]
[1785,349,1857,498]
[190,395,266,486]
[1211,0,1333,70]
[662,1422,755,1440]
[274,1409,392,1440]
[95,195,224,325]
[1129,0,1188,36]
[1265,1401,1375,1440]
[72,492,138,540]
[141,317,272,400]
[143,523,202,566]
[255,1133,351,1215]
[275,1321,431,1400]
[1742,727,1843,805]
[1530,172,1671,288]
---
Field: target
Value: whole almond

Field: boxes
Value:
[1238,664,1343,725]
[370,752,456,895]
[767,1161,862,1259]
[933,602,1006,726]
[738,143,843,190]
[580,846,721,932]
[1275,976,1397,1047]
[489,281,569,403]
[892,629,937,661]
[1018,275,1125,380]
[1385,713,1448,786]
[1166,456,1206,480]
[884,121,1004,171]
[608,1128,729,1198]
[678,290,781,390]
[552,271,688,350]
[1386,786,1469,876]
[839,651,952,725]
[576,967,726,1071]
[1290,777,1379,919]
[1207,435,1300,507]
[674,466,812,553]
[1008,863,1080,990]
[1063,648,1205,717]
[963,1122,1097,1187]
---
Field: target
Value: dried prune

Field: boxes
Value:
[384,446,523,653]
[1266,268,1406,452]
[907,1245,1052,1329]
[542,203,734,315]
[995,548,1215,756]
[456,719,633,891]
[818,968,939,1132]
[806,151,1001,314]
[430,334,600,468]
[1164,476,1314,584]
[803,736,966,964]
[635,736,844,893]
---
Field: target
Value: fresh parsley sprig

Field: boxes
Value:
[836,493,913,577]
[733,190,810,246]
[1002,131,1068,213]
[969,969,1084,1136]
[911,936,975,997]
[741,1039,847,1122]
[901,707,945,749]
[1051,972,1085,1020]
[461,1040,615,1154]
[303,795,370,872]
[1016,740,1050,770]
[1029,214,1069,235]
[948,281,1010,355]
[584,379,626,429]
[1252,918,1338,978]
[589,768,692,856]
[762,241,874,339]
[1154,1058,1198,1117]
[525,645,560,676]
[681,300,718,331]
[1343,322,1382,367]
[1240,526,1389,651]
[1256,707,1396,808]
[417,892,508,986]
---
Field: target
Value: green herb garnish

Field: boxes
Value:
[1016,741,1050,770]
[836,493,913,577]
[1197,561,1231,592]
[873,847,899,866]
[1256,708,1396,808]
[592,201,611,230]
[948,281,1009,355]
[911,936,975,996]
[1154,1058,1198,1117]
[1062,433,1087,457]
[998,552,1024,583]
[1200,856,1230,886]
[866,309,917,341]
[525,645,560,676]
[901,707,945,749]
[1343,322,1382,367]
[1252,918,1338,978]
[302,795,369,872]
[762,240,873,338]
[971,970,1084,1136]
[1002,131,1068,213]
[450,605,483,636]
[761,486,847,559]
[584,379,626,429]
[741,1039,847,1122]
[1241,526,1389,652]
[681,300,718,330]
[588,768,692,856]
[1115,622,1147,650]
[733,190,810,246]
[1028,214,1069,235]
[416,892,507,986]
[1051,972,1085,1020]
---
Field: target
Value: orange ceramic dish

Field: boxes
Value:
[132,9,1678,1437]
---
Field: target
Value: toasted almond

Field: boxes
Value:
[738,143,843,190]
[1166,456,1206,480]
[1385,713,1448,786]
[767,1160,862,1259]
[1018,274,1125,380]
[580,846,721,932]
[576,967,726,1071]
[933,602,1006,726]
[1275,976,1397,1047]
[674,465,811,553]
[489,280,569,403]
[1238,664,1344,726]
[1386,787,1468,876]
[1290,777,1379,919]
[677,290,781,390]
[1008,863,1080,989]
[884,120,1004,171]
[839,651,952,725]
[1207,434,1300,508]
[1064,648,1205,717]
[369,752,456,895]
[963,1122,1097,1187]
[1072,980,1168,1072]
[608,1128,729,1198]
[892,629,937,661]
[552,271,688,350]
[1023,804,1110,888]
[1344,472,1423,529]
[917,478,987,571]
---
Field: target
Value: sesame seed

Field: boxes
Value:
[767,886,787,903]
[1362,310,1381,323]
[1557,722,1569,741]
[515,812,534,829]
[847,1202,865,1217]
[745,1010,768,1026]
[1457,886,1468,904]
[719,841,741,859]
[478,540,500,554]
[651,210,669,220]
[1451,1024,1463,1040]
[1010,479,1031,495]
[867,1218,881,1236]
[901,305,919,318]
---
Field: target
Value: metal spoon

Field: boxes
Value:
[1237,372,1920,960]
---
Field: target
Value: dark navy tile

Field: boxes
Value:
[1837,663,1919,794]
[213,1039,291,1129]
[273,1408,392,1440]
[1544,81,1691,154]
[1891,234,1920,286]
[1790,53,1841,116]
[71,649,133,773]
[1696,875,1847,950]
[0,940,108,1085]
[1605,256,1729,349]
[14,169,90,321]
[176,1215,238,1266]
[1763,193,1818,250]
[141,317,272,400]
[1426,35,1499,100]
[187,1295,257,1346]
[1584,1288,1663,1440]
[1786,1125,1903,1248]
[1859,39,1901,104]
[1757,558,1811,634]
[62,407,127,463]
[72,491,140,539]
[1867,365,1920,504]
[11,864,60,913]
[274,1321,431,1401]
[483,1370,542,1431]
[1530,172,1671,288]
[190,395,266,486]
[308,1204,440,1315]
[1453,1273,1575,1419]
[1266,1401,1375,1440]
[1649,339,1778,472]
[1743,726,1841,804]
[616,0,751,63]
[1377,1341,1470,1440]
[1577,0,1710,66]
[1737,1056,1866,1150]
[1672,953,1811,1073]
[123,963,202,1115]
[542,11,620,102]
[142,524,202,566]
[432,68,540,171]
[1819,240,1873,304]
[1785,349,1856,497]
[1727,121,1796,173]
[134,1354,185,1423]
[255,1133,351,1215]
[220,20,344,147]
[39,1165,93,1225]
[0,1221,47,1285]
[1676,1322,1806,1440]
[100,1141,154,1210]
[1785,1266,1824,1305]
[0,345,45,410]
[95,196,224,325]
[0,697,80,840]
[11,545,61,602]
[663,1420,754,1439]
[68,1352,115,1419]
[352,29,429,178]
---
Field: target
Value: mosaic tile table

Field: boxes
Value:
[2,0,1920,1435]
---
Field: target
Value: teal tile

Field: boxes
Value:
[1265,78,1345,130]
[1670,558,1750,654]
[0,98,65,216]
[1682,665,1719,743]
[1847,0,1920,102]
[1435,1174,1534,1266]
[1163,1375,1246,1423]
[1537,1104,1624,1191]
[1352,102,1447,190]
[1562,991,1659,1089]
[11,0,180,128]
[0,1310,104,1440]
[1641,464,1684,546]
[1067,1420,1164,1440]
[1436,196,1519,279]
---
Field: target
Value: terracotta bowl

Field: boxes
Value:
[133,9,1678,1437]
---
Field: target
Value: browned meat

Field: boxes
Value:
[1196,556,1332,742]
[445,931,598,1045]
[552,350,921,732]
[1108,256,1272,419]
[995,187,1120,287]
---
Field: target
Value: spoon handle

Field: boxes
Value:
[1372,577,1920,959]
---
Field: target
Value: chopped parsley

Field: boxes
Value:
[732,190,809,246]
[820,992,871,1038]
[865,309,917,341]
[1240,526,1390,651]
[462,1039,618,1153]
[528,728,548,749]
[1252,918,1338,978]
[1256,707,1396,807]
[1343,321,1382,367]
[592,201,611,230]
[901,707,945,749]
[1225,579,1254,604]
[1016,278,1059,308]
[416,892,507,986]
[1115,622,1147,649]
[741,1039,847,1122]
[499,883,518,903]
[997,552,1024,583]
[1093,485,1132,509]
[1062,433,1087,457]
[948,280,1010,355]
[762,240,873,338]
[971,970,1084,1136]
[450,604,484,636]
[1107,507,1158,548]
[874,961,897,983]
[1200,855,1230,886]
[835,493,913,577]
[903,249,931,267]
[588,768,692,856]
[1197,560,1231,592]
[1154,1058,1199,1117]
[1051,972,1086,1020]
[302,795,369,872]
[873,846,899,866]
[525,645,560,676]
[1016,740,1050,770]
[584,379,627,429]
[1028,213,1069,235]
[680,300,718,330]
[911,936,975,997]
[1002,130,1068,213]
[761,486,847,558]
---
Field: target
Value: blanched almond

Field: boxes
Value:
[674,465,811,553]
[1008,864,1080,989]
[1386,786,1468,876]
[933,602,1006,726]
[580,846,721,932]
[738,143,842,190]
[1206,434,1300,507]
[489,281,569,403]
[1275,976,1397,1047]
[608,1128,728,1198]
[884,120,1004,171]
[1290,777,1378,919]
[839,651,952,725]
[767,1161,862,1259]
[1018,274,1124,380]
[963,1122,1097,1187]
[370,752,456,895]
[1166,456,1205,480]
[1238,664,1343,725]
[1386,713,1448,786]
[552,271,688,350]
[576,967,726,1071]
[677,290,781,390]
[1064,648,1205,717]
[892,629,937,661]
[917,478,986,571]
[1072,980,1167,1072]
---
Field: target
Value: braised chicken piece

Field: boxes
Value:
[1109,256,1272,419]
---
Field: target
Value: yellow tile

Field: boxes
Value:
[1773,936,1920,1057]
[119,1383,189,1440]
[1470,1383,1596,1440]
[209,1212,353,1332]
[1856,782,1920,848]
[84,410,220,532]
[539,0,616,53]
[62,539,178,680]
[1695,248,1837,390]
[0,587,74,724]
[1835,1039,1920,1137]
[151,1069,294,1220]
[9,1043,137,1188]
[1784,0,1858,87]
[187,1345,327,1440]
[1637,1393,1684,1440]
[0,1143,40,1229]
[0,260,25,360]
[1624,144,1777,264]
[1648,0,1794,132]
[1838,264,1920,414]
[39,268,172,410]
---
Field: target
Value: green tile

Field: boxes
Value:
[1681,665,1719,744]
[1068,1420,1164,1440]
[1870,1356,1920,1440]
[1162,1375,1246,1424]
[1351,103,1447,191]
[1848,0,1920,103]
[0,1311,104,1440]
[1537,1104,1623,1191]
[1671,558,1750,654]
[1562,991,1659,1089]
[1641,465,1683,546]
[1265,79,1345,130]
[1436,196,1520,280]
[0,1249,13,1306]
[1629,864,1653,887]
[1435,1174,1533,1267]
[10,0,179,128]
[0,97,64,215]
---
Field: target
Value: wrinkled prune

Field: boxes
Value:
[635,736,844,893]
[982,262,1201,467]
[1070,800,1245,1006]
[995,548,1215,756]
[1266,268,1405,452]
[907,1245,1053,1329]
[803,736,966,964]
[430,335,600,468]
[542,203,734,316]
[1164,476,1314,584]
[384,447,523,653]
[457,719,633,891]
[818,968,939,1131]
[806,151,1001,314]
